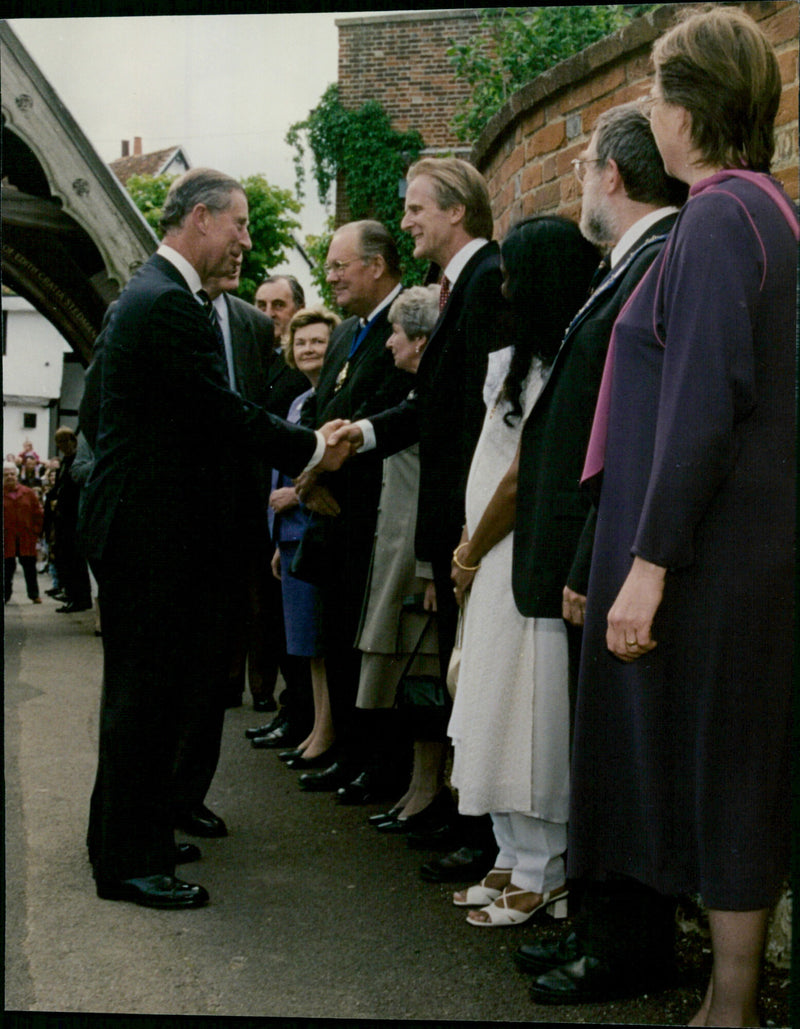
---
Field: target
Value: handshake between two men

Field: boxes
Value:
[308,420,366,476]
[294,421,367,517]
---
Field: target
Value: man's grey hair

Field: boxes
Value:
[388,284,441,340]
[338,220,402,279]
[160,168,244,234]
[594,103,687,208]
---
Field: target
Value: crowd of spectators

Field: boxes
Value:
[8,7,793,1025]
[4,429,95,616]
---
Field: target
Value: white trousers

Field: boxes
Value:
[491,811,566,894]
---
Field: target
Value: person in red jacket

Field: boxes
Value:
[4,462,43,604]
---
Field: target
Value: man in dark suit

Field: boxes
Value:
[502,105,688,1003]
[80,168,349,909]
[291,220,413,795]
[329,157,506,870]
[166,268,301,835]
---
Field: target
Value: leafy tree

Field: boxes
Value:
[238,174,301,302]
[301,223,336,309]
[448,5,660,142]
[123,172,301,302]
[124,173,174,234]
[287,84,429,304]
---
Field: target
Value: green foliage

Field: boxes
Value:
[302,223,336,309]
[238,174,301,302]
[287,84,429,295]
[448,5,660,142]
[125,173,174,234]
[124,172,301,302]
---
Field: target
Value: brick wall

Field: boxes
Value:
[336,8,490,154]
[471,1,799,238]
[336,4,797,237]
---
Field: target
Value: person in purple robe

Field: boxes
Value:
[568,8,797,1026]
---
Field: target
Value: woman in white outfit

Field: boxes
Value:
[447,216,599,926]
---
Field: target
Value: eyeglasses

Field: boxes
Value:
[639,91,664,119]
[571,158,602,184]
[323,257,366,276]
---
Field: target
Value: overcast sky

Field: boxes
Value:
[9,13,363,241]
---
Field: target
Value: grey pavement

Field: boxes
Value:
[5,565,691,1024]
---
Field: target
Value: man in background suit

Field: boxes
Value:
[293,220,413,796]
[255,274,304,349]
[506,104,688,1004]
[80,168,349,909]
[330,157,507,874]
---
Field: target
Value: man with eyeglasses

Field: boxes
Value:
[291,220,413,797]
[506,102,688,1004]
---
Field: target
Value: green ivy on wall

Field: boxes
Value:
[448,6,661,143]
[287,84,429,305]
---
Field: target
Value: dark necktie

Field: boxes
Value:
[197,289,224,350]
[438,276,450,312]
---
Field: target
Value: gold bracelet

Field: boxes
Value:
[453,542,481,572]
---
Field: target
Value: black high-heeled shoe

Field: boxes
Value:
[376,790,455,834]
[368,806,403,826]
[278,748,306,763]
[286,746,337,771]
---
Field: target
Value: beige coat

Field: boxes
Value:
[356,446,439,708]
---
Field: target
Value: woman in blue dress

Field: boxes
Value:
[269,307,340,767]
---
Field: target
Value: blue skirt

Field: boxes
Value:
[279,540,324,658]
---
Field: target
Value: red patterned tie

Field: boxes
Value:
[438,276,450,313]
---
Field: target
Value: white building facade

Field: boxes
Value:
[3,294,79,461]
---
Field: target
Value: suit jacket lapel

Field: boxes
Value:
[547,214,678,380]
[419,241,497,381]
[225,294,250,388]
[151,252,193,292]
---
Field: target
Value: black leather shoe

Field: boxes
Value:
[298,760,351,792]
[368,806,403,826]
[251,723,303,749]
[252,696,277,713]
[336,770,403,805]
[56,601,92,613]
[174,804,228,838]
[245,714,284,740]
[278,748,306,763]
[96,873,209,908]
[175,842,202,864]
[514,931,583,975]
[529,956,675,1005]
[286,747,336,771]
[419,845,496,883]
[406,822,462,850]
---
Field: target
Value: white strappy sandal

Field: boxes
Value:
[466,884,569,927]
[452,868,513,907]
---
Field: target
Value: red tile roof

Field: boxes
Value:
[109,146,188,184]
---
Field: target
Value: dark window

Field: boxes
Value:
[23,413,37,429]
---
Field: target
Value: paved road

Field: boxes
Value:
[5,567,707,1024]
